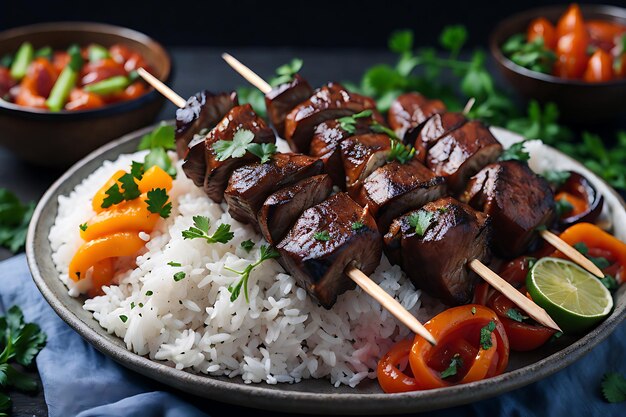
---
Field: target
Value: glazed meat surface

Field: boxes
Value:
[384,197,491,305]
[284,83,377,153]
[182,104,275,202]
[426,120,503,193]
[387,93,446,140]
[460,160,556,258]
[265,75,313,136]
[356,158,447,232]
[413,112,467,162]
[224,153,324,225]
[340,133,391,195]
[175,90,238,158]
[258,174,333,246]
[277,193,382,308]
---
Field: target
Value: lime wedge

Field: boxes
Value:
[527,257,613,334]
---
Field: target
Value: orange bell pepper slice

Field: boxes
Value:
[557,222,626,283]
[81,197,160,241]
[376,339,419,393]
[69,232,145,282]
[92,170,126,212]
[87,258,115,298]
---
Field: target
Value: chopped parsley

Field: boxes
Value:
[227,245,280,302]
[79,223,88,232]
[182,215,234,244]
[145,291,153,296]
[137,123,177,178]
[555,197,574,218]
[240,239,255,252]
[408,210,435,237]
[271,58,303,86]
[499,140,530,162]
[167,261,182,267]
[212,129,277,163]
[145,188,172,218]
[119,315,128,323]
[601,372,626,403]
[440,354,463,379]
[313,231,331,241]
[387,139,416,164]
[101,172,141,208]
[351,221,364,231]
[479,320,496,350]
[573,242,615,289]
[173,271,186,282]
[130,161,145,180]
[506,308,528,323]
[130,302,135,309]
[337,110,373,134]
[471,307,476,315]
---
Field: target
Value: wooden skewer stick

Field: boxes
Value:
[346,266,436,345]
[469,259,562,331]
[539,229,604,278]
[222,53,272,94]
[137,67,187,108]
[462,97,476,114]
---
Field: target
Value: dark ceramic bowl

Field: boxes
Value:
[490,4,626,124]
[26,122,626,414]
[0,22,171,167]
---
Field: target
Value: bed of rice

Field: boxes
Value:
[49,150,442,387]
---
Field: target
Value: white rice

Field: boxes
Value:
[49,150,441,387]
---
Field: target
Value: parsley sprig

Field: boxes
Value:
[101,172,141,208]
[182,216,234,244]
[138,122,177,178]
[227,245,280,302]
[602,372,626,403]
[145,188,172,218]
[499,140,530,162]
[479,320,496,350]
[0,189,34,253]
[213,129,277,163]
[313,231,331,241]
[408,210,435,237]
[337,110,373,134]
[441,354,463,379]
[502,35,557,74]
[0,306,47,415]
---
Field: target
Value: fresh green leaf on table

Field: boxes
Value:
[601,372,626,403]
[0,189,35,253]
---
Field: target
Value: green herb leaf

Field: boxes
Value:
[313,231,331,241]
[601,372,626,403]
[503,35,556,74]
[499,141,530,162]
[351,221,364,231]
[5,365,37,392]
[101,172,141,209]
[119,315,128,323]
[144,147,177,179]
[271,58,303,86]
[555,197,574,218]
[227,245,280,302]
[138,123,176,151]
[479,320,496,350]
[505,308,528,322]
[0,189,35,253]
[247,142,277,164]
[389,30,414,54]
[241,239,255,252]
[542,170,571,187]
[440,354,463,379]
[600,275,618,292]
[440,25,468,57]
[237,87,266,117]
[173,271,186,282]
[130,161,145,180]
[408,210,435,237]
[145,188,172,218]
[213,129,255,162]
[181,216,234,244]
[337,109,373,134]
[387,139,416,164]
[145,291,153,296]
[130,302,135,309]
[167,261,181,267]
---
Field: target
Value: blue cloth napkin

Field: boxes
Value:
[1,254,624,417]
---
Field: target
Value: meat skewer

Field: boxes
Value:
[137,63,561,331]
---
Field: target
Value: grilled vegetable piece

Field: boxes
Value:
[277,192,382,308]
[388,93,446,140]
[384,197,491,305]
[460,160,555,258]
[413,112,467,162]
[175,90,238,158]
[340,133,391,195]
[265,74,314,136]
[182,104,275,202]
[284,82,377,153]
[224,153,324,226]
[309,116,384,188]
[259,174,333,245]
[426,120,503,193]
[356,158,447,232]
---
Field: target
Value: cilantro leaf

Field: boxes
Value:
[502,35,556,74]
[351,221,364,231]
[0,392,10,414]
[499,141,530,162]
[79,223,88,232]
[167,261,182,267]
[237,87,266,117]
[4,365,37,392]
[555,197,574,218]
[227,245,280,302]
[101,173,140,208]
[602,372,626,403]
[337,109,373,134]
[101,183,123,208]
[145,188,172,218]
[389,30,414,54]
[241,239,255,252]
[144,147,177,179]
[313,231,331,241]
[247,142,277,164]
[213,129,255,161]
[119,315,128,323]
[440,25,468,57]
[408,210,435,237]
[271,58,303,86]
[130,161,145,180]
[0,189,35,253]
[505,308,528,323]
[440,354,463,379]
[542,170,571,187]
[173,271,186,282]
[480,320,496,350]
[181,216,234,244]
[138,123,175,151]
[387,139,416,164]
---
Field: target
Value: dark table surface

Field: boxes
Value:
[2,47,625,417]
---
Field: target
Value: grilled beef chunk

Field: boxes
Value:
[413,112,467,162]
[224,153,324,226]
[309,113,385,188]
[182,104,275,202]
[259,175,333,245]
[284,83,377,153]
[384,197,491,305]
[340,133,391,195]
[460,161,555,258]
[277,193,382,308]
[426,120,503,193]
[175,90,238,158]
[356,158,447,232]
[265,75,313,137]
[388,93,446,140]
